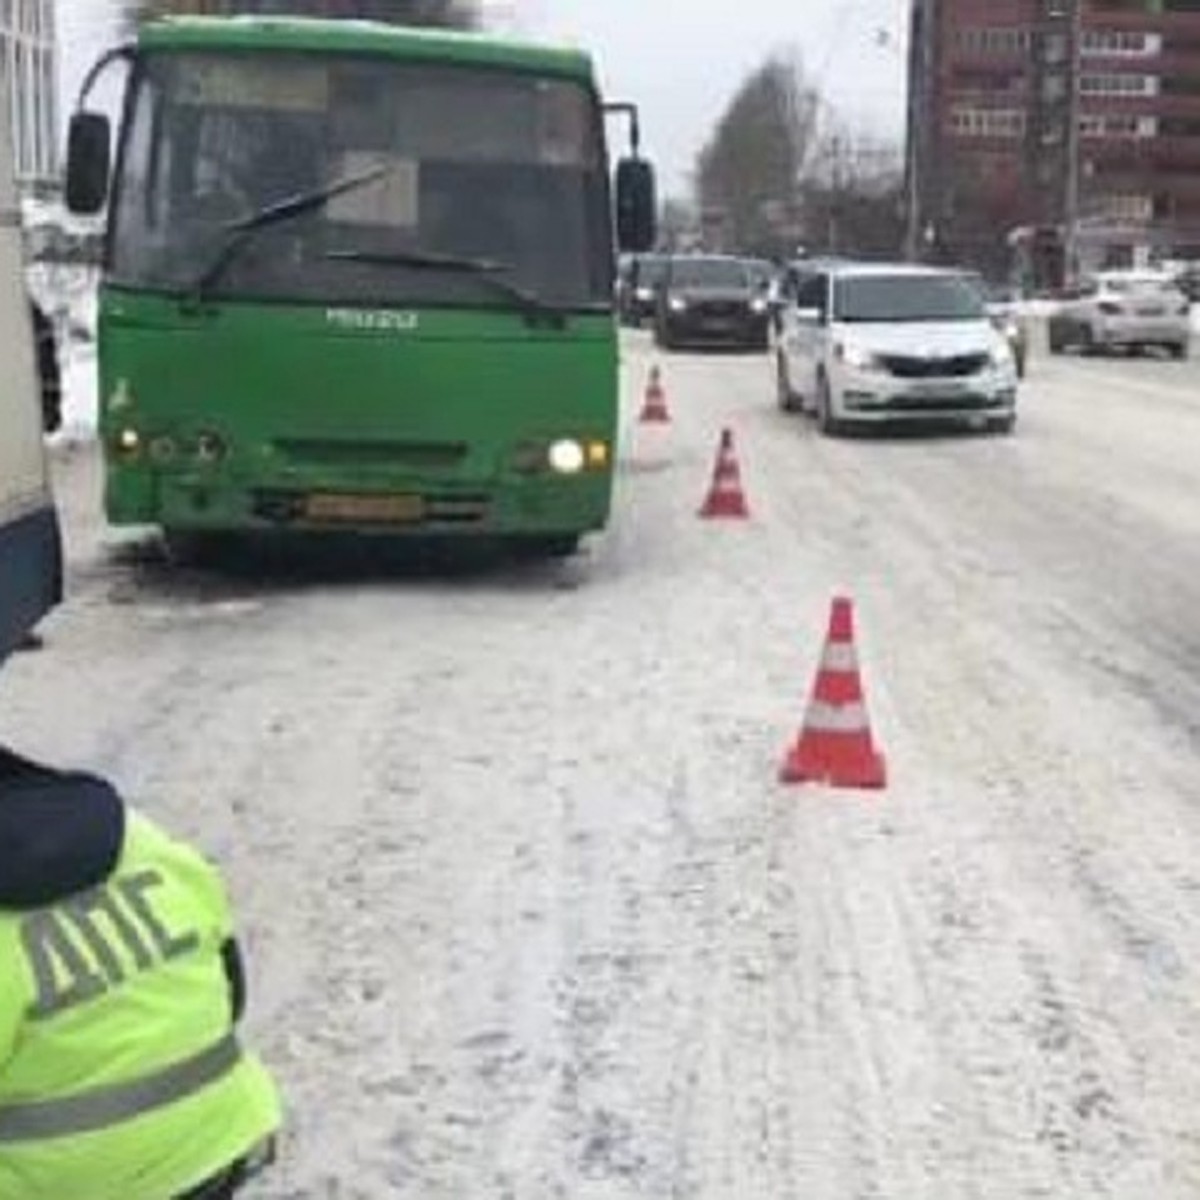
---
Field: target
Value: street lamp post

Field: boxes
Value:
[1063,0,1084,284]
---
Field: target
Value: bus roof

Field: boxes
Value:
[138,16,595,83]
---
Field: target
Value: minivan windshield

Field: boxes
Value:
[834,274,987,322]
[110,52,613,309]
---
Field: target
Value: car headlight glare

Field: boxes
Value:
[990,342,1015,370]
[548,439,586,475]
[751,296,769,314]
[838,343,878,371]
[668,295,688,313]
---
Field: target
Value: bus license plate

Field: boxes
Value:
[305,493,426,524]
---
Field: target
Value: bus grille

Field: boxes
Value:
[879,353,988,379]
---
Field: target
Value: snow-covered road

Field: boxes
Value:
[5,335,1200,1198]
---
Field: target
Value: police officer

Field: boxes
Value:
[0,373,280,1200]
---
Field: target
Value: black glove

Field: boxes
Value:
[220,937,247,1023]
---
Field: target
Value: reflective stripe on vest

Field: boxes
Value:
[0,1033,242,1144]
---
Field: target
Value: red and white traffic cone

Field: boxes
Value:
[639,366,671,424]
[699,428,750,520]
[780,597,887,789]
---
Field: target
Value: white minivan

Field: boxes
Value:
[776,263,1019,435]
[0,87,61,660]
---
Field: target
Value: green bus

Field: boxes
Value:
[67,17,655,558]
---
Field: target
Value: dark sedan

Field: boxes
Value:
[617,253,671,326]
[654,256,771,351]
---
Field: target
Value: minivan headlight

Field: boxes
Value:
[837,342,880,371]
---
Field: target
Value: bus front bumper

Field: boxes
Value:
[107,465,614,538]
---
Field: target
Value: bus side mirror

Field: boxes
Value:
[615,158,657,254]
[66,112,112,216]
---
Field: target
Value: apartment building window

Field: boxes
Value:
[1097,194,1153,224]
[1,0,57,183]
[1080,113,1159,137]
[955,28,1033,56]
[1080,73,1160,95]
[951,66,1026,93]
[949,107,1028,138]
[1081,31,1162,56]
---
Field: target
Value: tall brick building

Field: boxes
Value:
[907,0,1200,285]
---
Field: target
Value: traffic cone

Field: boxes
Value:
[780,597,887,789]
[699,428,750,519]
[639,366,671,424]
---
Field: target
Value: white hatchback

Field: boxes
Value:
[776,264,1019,435]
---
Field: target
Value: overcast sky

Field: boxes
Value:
[58,0,911,195]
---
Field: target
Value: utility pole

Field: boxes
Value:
[828,135,841,254]
[1063,0,1084,285]
[904,0,932,261]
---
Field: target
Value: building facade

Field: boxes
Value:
[907,0,1200,284]
[0,0,57,187]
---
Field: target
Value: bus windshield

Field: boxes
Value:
[110,53,613,310]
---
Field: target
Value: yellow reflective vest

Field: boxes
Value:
[0,813,281,1199]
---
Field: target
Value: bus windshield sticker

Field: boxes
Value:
[327,155,419,228]
[175,58,329,113]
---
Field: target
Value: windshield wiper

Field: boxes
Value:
[183,164,391,310]
[325,248,569,329]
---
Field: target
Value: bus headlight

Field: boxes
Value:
[548,439,586,475]
[115,428,142,459]
[586,440,610,469]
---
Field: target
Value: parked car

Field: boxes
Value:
[1173,266,1200,304]
[617,252,670,327]
[776,263,1019,435]
[654,255,771,351]
[1048,271,1191,358]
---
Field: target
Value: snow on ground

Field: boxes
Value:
[5,334,1200,1197]
[58,348,99,442]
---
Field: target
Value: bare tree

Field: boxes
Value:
[123,0,479,34]
[696,54,817,257]
[696,53,907,260]
[658,196,698,253]
[801,122,905,258]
